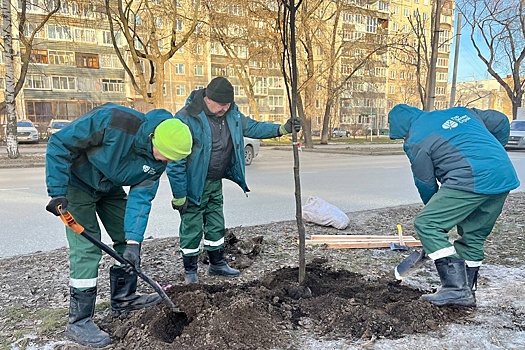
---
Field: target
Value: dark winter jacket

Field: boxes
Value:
[46,103,174,242]
[388,104,519,204]
[167,89,281,205]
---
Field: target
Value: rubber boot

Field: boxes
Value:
[421,257,476,307]
[466,266,479,298]
[110,266,162,313]
[208,248,240,277]
[183,255,199,284]
[65,287,111,348]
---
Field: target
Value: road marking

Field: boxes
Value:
[0,187,30,191]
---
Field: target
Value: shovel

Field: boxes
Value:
[58,208,183,314]
[394,249,428,280]
[390,224,409,251]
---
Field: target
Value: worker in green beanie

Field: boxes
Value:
[167,76,301,284]
[45,103,191,348]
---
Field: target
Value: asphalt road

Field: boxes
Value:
[2,147,525,258]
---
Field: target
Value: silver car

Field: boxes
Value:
[506,120,525,150]
[243,137,260,165]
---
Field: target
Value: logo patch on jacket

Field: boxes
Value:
[442,115,471,130]
[142,165,156,175]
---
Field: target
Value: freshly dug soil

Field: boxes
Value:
[1,193,525,350]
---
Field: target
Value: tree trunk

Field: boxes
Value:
[2,0,19,159]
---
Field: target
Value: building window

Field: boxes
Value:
[25,23,45,38]
[48,25,72,40]
[74,28,96,42]
[176,84,186,96]
[76,53,99,69]
[194,64,203,76]
[175,63,185,75]
[102,31,122,46]
[26,101,53,124]
[30,49,48,64]
[48,50,75,65]
[52,76,76,90]
[25,75,51,89]
[100,54,121,68]
[102,79,124,92]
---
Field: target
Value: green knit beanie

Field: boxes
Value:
[152,119,192,161]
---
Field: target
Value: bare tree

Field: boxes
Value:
[458,0,525,119]
[1,0,60,158]
[104,0,201,108]
[278,0,307,284]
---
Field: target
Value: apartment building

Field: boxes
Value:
[1,0,454,137]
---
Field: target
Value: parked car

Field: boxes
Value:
[331,128,350,138]
[47,119,72,138]
[16,120,39,144]
[243,137,261,166]
[506,120,525,150]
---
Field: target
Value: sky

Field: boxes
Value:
[448,12,503,83]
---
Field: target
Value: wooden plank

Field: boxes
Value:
[305,239,417,245]
[310,234,418,240]
[309,235,419,242]
[321,241,422,249]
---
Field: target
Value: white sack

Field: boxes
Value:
[302,196,350,229]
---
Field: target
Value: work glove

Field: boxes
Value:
[45,196,68,216]
[280,117,302,135]
[123,242,141,274]
[171,196,188,214]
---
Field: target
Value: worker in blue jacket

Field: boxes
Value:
[45,103,192,348]
[389,104,519,307]
[167,77,301,284]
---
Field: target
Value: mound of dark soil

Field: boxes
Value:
[99,259,470,350]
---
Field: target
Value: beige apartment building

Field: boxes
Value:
[1,0,455,137]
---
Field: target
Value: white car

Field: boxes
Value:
[243,137,260,165]
[16,120,39,144]
[47,119,72,138]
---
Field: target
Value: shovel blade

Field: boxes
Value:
[394,249,427,280]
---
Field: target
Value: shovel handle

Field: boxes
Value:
[59,207,84,235]
[396,224,405,245]
[57,207,182,313]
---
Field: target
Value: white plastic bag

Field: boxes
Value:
[302,196,350,229]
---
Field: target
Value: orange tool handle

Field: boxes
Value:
[58,206,84,234]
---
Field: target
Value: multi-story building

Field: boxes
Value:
[386,0,454,112]
[0,0,455,139]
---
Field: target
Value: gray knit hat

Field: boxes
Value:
[205,77,234,103]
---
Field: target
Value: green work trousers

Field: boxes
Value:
[179,180,225,256]
[414,187,508,263]
[66,184,127,290]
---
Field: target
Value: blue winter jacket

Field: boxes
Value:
[167,89,281,204]
[46,103,174,242]
[388,104,519,204]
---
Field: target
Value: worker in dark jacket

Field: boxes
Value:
[167,77,301,284]
[45,103,192,348]
[389,104,519,307]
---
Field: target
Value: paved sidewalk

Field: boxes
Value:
[0,142,404,169]
[267,142,404,155]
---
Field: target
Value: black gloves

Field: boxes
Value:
[46,196,68,216]
[280,117,302,135]
[123,243,141,273]
[171,197,188,214]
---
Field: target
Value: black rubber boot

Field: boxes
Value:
[208,248,240,277]
[183,255,199,284]
[421,257,476,307]
[110,266,162,313]
[65,287,111,348]
[466,266,480,297]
